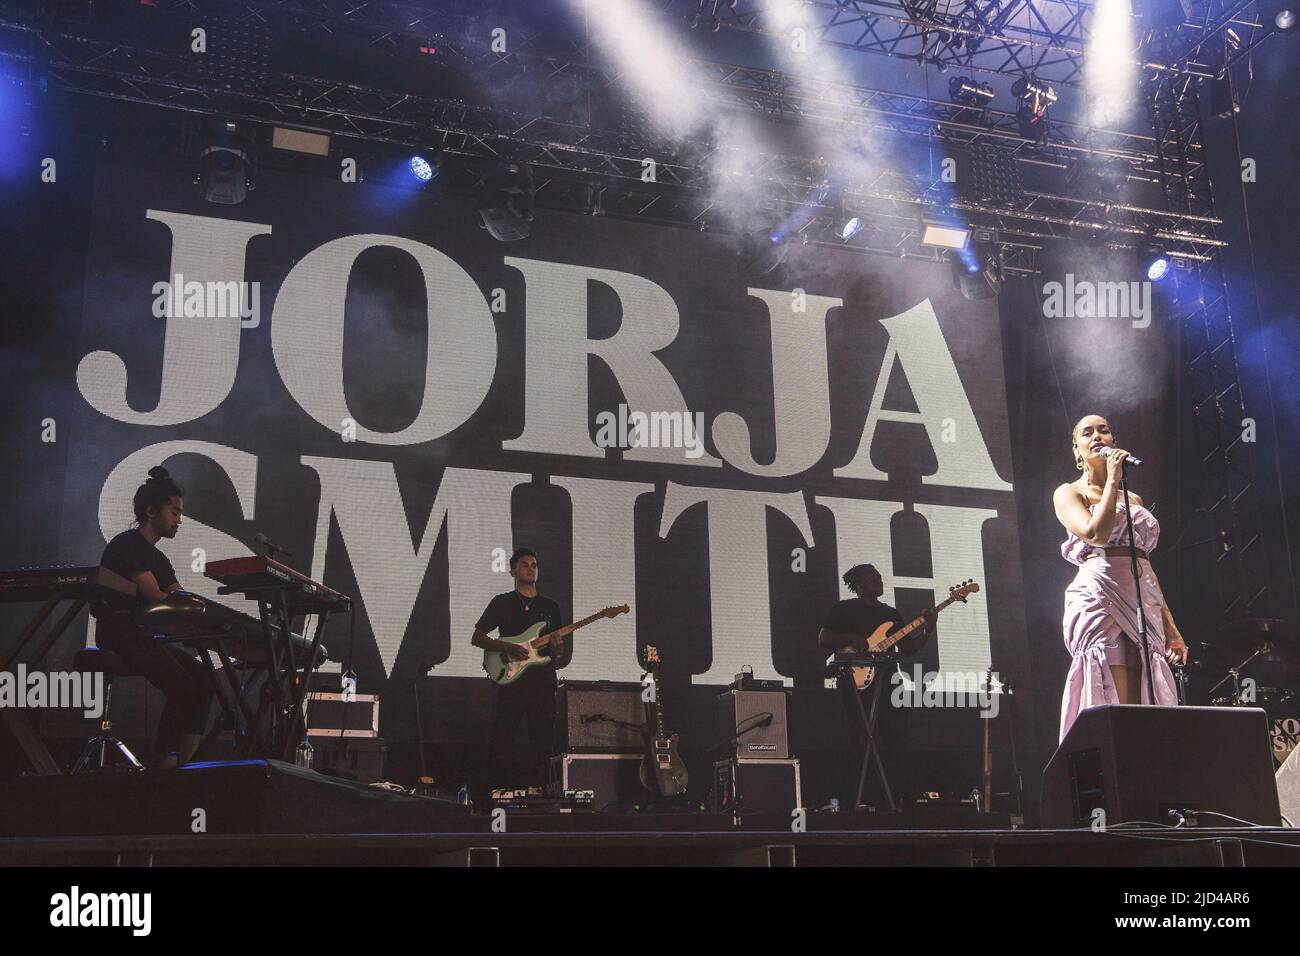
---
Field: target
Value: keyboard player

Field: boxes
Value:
[91,466,214,769]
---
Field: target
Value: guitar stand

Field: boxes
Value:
[844,665,897,812]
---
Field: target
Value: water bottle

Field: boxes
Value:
[341,668,357,702]
[295,735,314,769]
[456,783,470,806]
[829,797,841,813]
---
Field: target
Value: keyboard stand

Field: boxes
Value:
[835,656,898,812]
[1,593,97,776]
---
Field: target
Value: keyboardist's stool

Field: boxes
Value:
[71,648,145,773]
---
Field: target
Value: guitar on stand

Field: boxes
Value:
[981,665,993,812]
[639,645,689,798]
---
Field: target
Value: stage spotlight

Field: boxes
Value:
[738,229,789,277]
[1276,8,1297,31]
[1011,76,1057,144]
[921,217,971,250]
[197,119,253,205]
[948,76,994,107]
[1147,255,1171,281]
[408,154,437,184]
[270,126,332,157]
[476,161,534,242]
[836,201,863,240]
[949,246,1002,300]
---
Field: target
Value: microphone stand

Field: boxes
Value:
[1118,468,1157,705]
[1003,676,1024,821]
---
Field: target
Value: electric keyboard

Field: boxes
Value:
[205,555,352,613]
[0,565,136,606]
[138,591,329,667]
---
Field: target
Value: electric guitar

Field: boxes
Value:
[639,645,689,797]
[845,581,980,689]
[482,604,630,685]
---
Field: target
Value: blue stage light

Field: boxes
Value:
[1147,256,1170,282]
[840,216,863,240]
[408,155,436,183]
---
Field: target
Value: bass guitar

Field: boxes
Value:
[846,581,980,689]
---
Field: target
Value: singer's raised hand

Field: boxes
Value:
[1104,447,1129,483]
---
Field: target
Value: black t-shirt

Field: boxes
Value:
[100,528,179,597]
[95,528,179,647]
[822,598,928,656]
[823,598,902,641]
[476,590,567,684]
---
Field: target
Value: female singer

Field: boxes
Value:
[1052,414,1188,741]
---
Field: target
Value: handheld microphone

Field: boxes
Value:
[1100,447,1144,468]
[254,532,293,559]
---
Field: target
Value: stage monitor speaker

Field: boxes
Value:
[1277,742,1300,827]
[717,689,789,759]
[1041,705,1281,828]
[554,681,646,753]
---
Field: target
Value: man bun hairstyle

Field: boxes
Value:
[133,466,184,525]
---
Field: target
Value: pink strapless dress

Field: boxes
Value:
[1058,499,1178,741]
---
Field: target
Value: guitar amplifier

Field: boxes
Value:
[717,689,789,759]
[555,681,647,754]
[714,758,802,814]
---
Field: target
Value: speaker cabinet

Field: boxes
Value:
[717,689,789,759]
[1041,705,1281,828]
[554,681,646,753]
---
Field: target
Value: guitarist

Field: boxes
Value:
[471,548,567,796]
[818,563,934,796]
[817,563,934,661]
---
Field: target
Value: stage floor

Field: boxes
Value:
[2,759,1296,867]
[3,826,1299,867]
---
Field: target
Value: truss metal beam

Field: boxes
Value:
[1141,8,1275,621]
[0,8,1224,265]
[663,0,1264,87]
